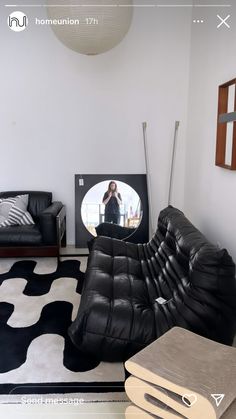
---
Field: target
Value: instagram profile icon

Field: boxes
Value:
[8,11,28,32]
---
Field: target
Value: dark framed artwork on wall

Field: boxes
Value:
[75,174,149,248]
[216,78,236,170]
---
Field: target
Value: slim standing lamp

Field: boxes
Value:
[142,122,154,237]
[168,121,180,206]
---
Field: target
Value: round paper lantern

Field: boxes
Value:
[47,0,133,55]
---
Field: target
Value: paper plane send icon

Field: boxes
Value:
[211,394,225,407]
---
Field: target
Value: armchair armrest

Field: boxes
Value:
[39,201,64,245]
[56,205,67,247]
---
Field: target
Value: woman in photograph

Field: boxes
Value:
[102,181,122,224]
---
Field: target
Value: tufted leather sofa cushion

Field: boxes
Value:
[95,222,136,239]
[69,206,236,361]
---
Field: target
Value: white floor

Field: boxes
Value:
[0,401,130,418]
[60,246,89,256]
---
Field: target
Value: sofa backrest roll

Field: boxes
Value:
[157,206,236,297]
[0,191,52,222]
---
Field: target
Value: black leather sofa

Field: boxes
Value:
[95,222,136,239]
[69,206,236,361]
[0,191,66,258]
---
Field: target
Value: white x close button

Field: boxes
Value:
[217,15,231,29]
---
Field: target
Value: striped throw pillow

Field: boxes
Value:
[0,195,34,228]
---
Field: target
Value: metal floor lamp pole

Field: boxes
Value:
[168,121,180,206]
[142,122,154,237]
[142,121,180,238]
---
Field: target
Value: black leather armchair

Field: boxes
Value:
[0,191,66,258]
[69,206,236,361]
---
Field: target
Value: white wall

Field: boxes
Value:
[185,4,236,261]
[0,3,191,243]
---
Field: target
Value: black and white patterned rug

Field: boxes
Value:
[0,259,126,403]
